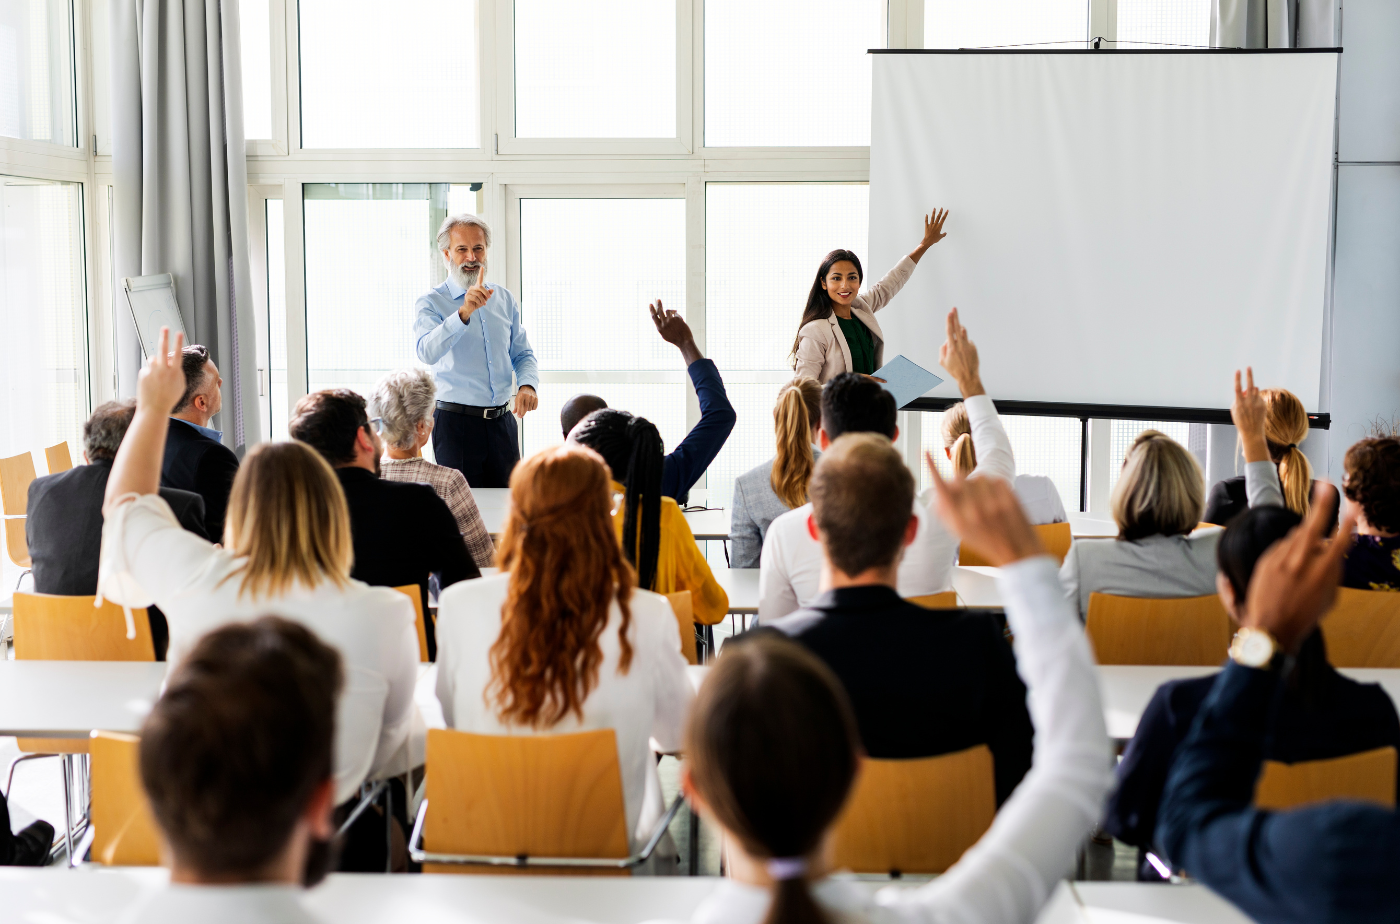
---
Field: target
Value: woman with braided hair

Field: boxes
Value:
[570,409,729,628]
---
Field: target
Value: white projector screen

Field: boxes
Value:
[869,51,1338,414]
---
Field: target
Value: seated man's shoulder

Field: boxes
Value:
[766,606,827,639]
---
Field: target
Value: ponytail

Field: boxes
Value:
[1276,445,1314,519]
[766,875,828,924]
[1260,389,1312,518]
[567,409,664,591]
[771,378,822,510]
[941,402,977,478]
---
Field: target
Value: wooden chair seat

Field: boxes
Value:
[908,591,959,609]
[89,732,161,865]
[1319,587,1400,667]
[1255,746,1397,811]
[1086,593,1231,665]
[665,591,698,665]
[961,522,1073,568]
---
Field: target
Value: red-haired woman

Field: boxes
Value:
[434,443,692,851]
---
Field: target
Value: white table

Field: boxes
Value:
[682,509,730,542]
[1069,514,1118,538]
[0,661,166,738]
[1069,881,1253,924]
[951,566,1003,607]
[713,567,758,614]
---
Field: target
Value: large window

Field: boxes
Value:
[0,0,76,146]
[922,412,1084,514]
[925,0,1087,48]
[264,198,287,438]
[1116,0,1211,46]
[1108,419,1193,490]
[240,0,274,139]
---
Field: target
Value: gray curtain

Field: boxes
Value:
[1210,0,1339,48]
[110,0,260,455]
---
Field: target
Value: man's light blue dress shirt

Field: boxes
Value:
[171,418,223,442]
[413,278,539,408]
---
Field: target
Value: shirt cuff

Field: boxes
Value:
[686,357,720,386]
[963,393,997,421]
[444,306,469,332]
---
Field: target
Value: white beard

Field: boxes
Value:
[449,261,481,289]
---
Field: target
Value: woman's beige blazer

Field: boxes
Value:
[792,256,916,383]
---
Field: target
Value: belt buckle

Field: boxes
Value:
[482,406,491,419]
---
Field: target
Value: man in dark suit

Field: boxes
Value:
[27,400,208,659]
[161,344,240,543]
[769,433,1034,806]
[289,388,478,659]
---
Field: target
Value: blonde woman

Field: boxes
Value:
[370,368,495,567]
[98,331,420,814]
[1203,387,1327,528]
[728,377,822,569]
[1059,370,1285,620]
[941,401,1066,525]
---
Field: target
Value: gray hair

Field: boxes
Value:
[84,399,137,461]
[369,369,437,451]
[436,213,492,252]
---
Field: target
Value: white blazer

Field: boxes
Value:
[792,256,915,383]
[434,573,693,846]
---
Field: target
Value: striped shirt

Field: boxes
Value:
[379,456,495,568]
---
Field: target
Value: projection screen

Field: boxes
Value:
[868,51,1338,415]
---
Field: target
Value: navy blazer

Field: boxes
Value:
[1158,660,1400,924]
[660,359,735,503]
[160,418,240,543]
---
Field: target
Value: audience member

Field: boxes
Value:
[0,794,52,867]
[728,377,821,569]
[1105,504,1400,880]
[560,301,735,504]
[1155,486,1400,924]
[131,617,338,916]
[1060,369,1285,620]
[569,410,728,627]
[161,345,239,543]
[759,309,1013,621]
[435,444,691,851]
[941,400,1066,525]
[369,369,494,568]
[289,388,480,657]
[770,434,1033,804]
[1340,436,1400,591]
[673,470,1111,924]
[1204,387,1331,528]
[98,331,420,850]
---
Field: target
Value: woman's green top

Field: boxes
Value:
[836,315,876,375]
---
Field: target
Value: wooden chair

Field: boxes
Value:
[1085,593,1232,665]
[665,591,698,665]
[1255,746,1397,811]
[409,727,682,875]
[44,441,73,474]
[3,517,29,570]
[1319,588,1400,667]
[0,451,37,571]
[908,591,959,609]
[831,745,996,875]
[392,584,431,662]
[87,732,160,866]
[960,522,1073,567]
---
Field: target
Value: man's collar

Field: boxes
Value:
[444,275,466,299]
[335,465,377,481]
[171,417,222,442]
[809,584,905,609]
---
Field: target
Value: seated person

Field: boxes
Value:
[132,617,338,917]
[370,369,495,568]
[675,471,1111,924]
[569,410,729,627]
[941,400,1066,525]
[435,444,692,851]
[759,309,1014,622]
[161,345,239,542]
[98,332,420,855]
[729,377,821,569]
[289,388,479,657]
[1156,488,1400,923]
[1340,436,1400,590]
[0,794,53,867]
[770,434,1033,804]
[1060,369,1284,620]
[1104,503,1400,880]
[1204,387,1333,529]
[560,301,735,503]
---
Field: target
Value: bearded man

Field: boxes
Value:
[413,213,538,487]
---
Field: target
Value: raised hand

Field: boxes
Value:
[460,263,493,323]
[938,308,984,398]
[925,452,1043,566]
[1241,483,1356,653]
[911,208,950,262]
[648,299,702,366]
[143,327,188,415]
[1232,367,1269,463]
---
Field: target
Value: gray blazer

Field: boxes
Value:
[1059,461,1285,620]
[730,454,819,569]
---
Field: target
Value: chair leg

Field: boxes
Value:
[384,783,394,873]
[5,752,54,797]
[60,755,74,865]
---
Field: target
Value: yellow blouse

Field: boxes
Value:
[610,482,729,626]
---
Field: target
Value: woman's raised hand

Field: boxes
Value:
[139,327,187,415]
[911,208,950,261]
[1232,367,1270,463]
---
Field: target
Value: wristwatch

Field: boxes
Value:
[1229,627,1280,669]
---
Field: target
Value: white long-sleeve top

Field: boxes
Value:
[645,556,1114,924]
[434,574,693,846]
[756,394,1015,622]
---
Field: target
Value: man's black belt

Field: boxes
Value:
[436,400,511,419]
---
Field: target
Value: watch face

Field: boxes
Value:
[1239,631,1274,666]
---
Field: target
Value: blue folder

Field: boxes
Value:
[871,355,943,409]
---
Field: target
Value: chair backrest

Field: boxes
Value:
[831,745,996,875]
[89,731,161,866]
[392,584,431,662]
[1320,587,1400,667]
[4,517,30,569]
[1254,746,1397,811]
[665,591,698,665]
[1085,593,1232,665]
[44,441,73,475]
[13,593,155,661]
[962,522,1073,567]
[0,451,36,515]
[423,727,630,875]
[907,591,959,609]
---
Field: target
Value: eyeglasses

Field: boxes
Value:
[365,417,385,435]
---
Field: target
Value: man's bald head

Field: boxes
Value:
[561,394,609,439]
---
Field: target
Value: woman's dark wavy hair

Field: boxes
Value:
[568,409,664,591]
[789,249,863,368]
